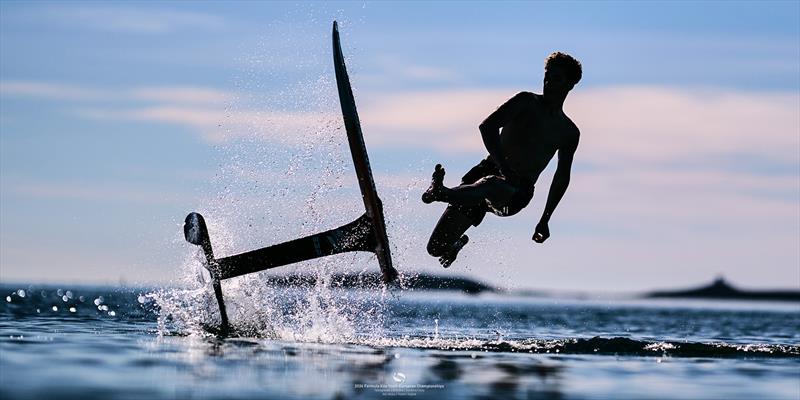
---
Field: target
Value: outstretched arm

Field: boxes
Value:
[479,92,526,177]
[533,136,578,243]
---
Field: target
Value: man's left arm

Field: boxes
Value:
[533,133,579,243]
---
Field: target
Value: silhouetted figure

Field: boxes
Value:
[423,52,582,268]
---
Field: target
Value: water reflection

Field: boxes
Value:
[155,336,566,399]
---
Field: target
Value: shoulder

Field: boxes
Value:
[502,91,537,116]
[521,92,547,113]
[517,90,537,99]
[517,91,537,103]
[508,91,537,105]
[491,91,535,117]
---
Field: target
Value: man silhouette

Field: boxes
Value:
[422,52,582,267]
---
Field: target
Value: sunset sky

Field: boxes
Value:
[1,1,798,292]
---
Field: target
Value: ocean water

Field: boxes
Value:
[1,282,798,400]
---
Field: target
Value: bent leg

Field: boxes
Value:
[427,206,473,257]
[445,176,516,207]
[423,164,515,208]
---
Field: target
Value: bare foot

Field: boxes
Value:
[422,164,446,204]
[439,235,469,268]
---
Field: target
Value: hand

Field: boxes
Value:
[533,220,550,243]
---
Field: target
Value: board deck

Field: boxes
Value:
[332,21,397,283]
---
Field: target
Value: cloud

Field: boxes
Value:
[5,80,797,174]
[9,181,187,206]
[354,86,798,288]
[75,105,333,144]
[565,168,798,230]
[0,81,111,101]
[569,86,799,166]
[130,87,236,104]
[359,57,463,87]
[3,79,797,289]
[2,80,236,105]
[44,6,225,34]
[359,89,509,151]
[358,86,800,167]
[0,79,335,144]
[402,65,460,81]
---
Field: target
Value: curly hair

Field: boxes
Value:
[544,52,582,86]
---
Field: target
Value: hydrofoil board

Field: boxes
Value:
[182,21,397,335]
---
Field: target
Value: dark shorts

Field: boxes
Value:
[451,157,535,227]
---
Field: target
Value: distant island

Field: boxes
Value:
[645,278,800,302]
[264,273,496,295]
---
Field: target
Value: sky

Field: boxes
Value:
[0,1,798,293]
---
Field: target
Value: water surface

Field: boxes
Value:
[1,283,798,400]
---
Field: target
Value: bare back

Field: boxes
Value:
[489,92,579,183]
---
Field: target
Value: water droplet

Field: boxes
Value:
[36,308,40,313]
[93,297,102,306]
[108,311,116,317]
[394,353,400,359]
[62,295,69,302]
[56,289,63,296]
[137,295,146,304]
[69,307,76,313]
[5,296,10,303]
[17,289,26,298]
[79,296,85,302]
[65,291,73,299]
[52,306,58,311]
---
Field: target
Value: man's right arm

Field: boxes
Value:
[479,92,526,177]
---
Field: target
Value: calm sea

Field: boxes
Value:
[1,281,798,400]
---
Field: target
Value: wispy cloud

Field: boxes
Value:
[75,106,332,144]
[10,181,187,206]
[44,6,225,34]
[359,87,800,167]
[2,79,797,289]
[565,168,798,229]
[130,87,236,104]
[0,81,110,101]
[360,89,508,151]
[359,57,463,87]
[1,79,333,143]
[569,86,799,166]
[5,80,798,173]
[2,80,235,105]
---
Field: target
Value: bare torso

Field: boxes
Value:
[498,92,579,184]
